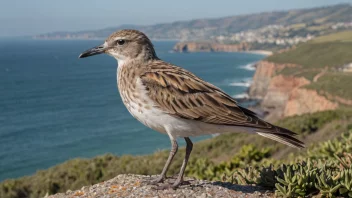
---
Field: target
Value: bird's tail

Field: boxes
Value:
[256,126,305,148]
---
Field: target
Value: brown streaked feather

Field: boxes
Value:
[140,61,305,148]
[141,62,289,133]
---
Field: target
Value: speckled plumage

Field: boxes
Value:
[79,29,304,189]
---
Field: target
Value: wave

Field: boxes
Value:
[232,93,249,99]
[229,81,251,87]
[239,62,256,71]
[229,78,252,87]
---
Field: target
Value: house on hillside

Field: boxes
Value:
[340,63,352,72]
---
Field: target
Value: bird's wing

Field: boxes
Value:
[140,63,284,132]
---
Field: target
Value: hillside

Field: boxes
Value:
[249,31,352,120]
[34,4,352,40]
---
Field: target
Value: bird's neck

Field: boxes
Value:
[117,59,127,67]
[117,55,157,69]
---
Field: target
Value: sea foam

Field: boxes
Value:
[239,62,256,71]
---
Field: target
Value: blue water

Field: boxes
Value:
[0,39,265,181]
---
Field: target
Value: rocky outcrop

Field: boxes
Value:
[48,174,271,198]
[248,61,297,99]
[284,89,338,117]
[261,75,310,112]
[249,61,338,120]
[173,42,251,53]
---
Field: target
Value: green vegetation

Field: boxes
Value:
[267,36,352,69]
[189,132,352,197]
[311,31,352,43]
[305,72,352,100]
[1,109,352,198]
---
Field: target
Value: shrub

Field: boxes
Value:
[221,131,352,197]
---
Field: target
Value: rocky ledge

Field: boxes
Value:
[48,174,272,198]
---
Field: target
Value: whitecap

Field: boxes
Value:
[239,62,256,71]
[229,81,251,87]
[232,93,249,99]
[228,78,252,87]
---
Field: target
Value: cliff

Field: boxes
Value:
[48,174,270,198]
[173,42,251,53]
[249,61,296,99]
[249,61,338,120]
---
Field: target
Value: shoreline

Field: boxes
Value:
[244,50,273,56]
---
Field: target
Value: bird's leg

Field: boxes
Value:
[171,137,193,188]
[155,137,193,190]
[149,138,178,184]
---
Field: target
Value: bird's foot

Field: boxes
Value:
[143,176,165,185]
[153,183,178,190]
[153,179,190,190]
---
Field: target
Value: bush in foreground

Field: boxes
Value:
[215,132,352,197]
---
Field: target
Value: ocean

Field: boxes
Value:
[0,39,265,181]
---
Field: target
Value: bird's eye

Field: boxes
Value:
[116,39,125,45]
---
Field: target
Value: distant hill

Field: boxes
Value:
[34,4,352,40]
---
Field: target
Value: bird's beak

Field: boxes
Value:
[79,43,108,58]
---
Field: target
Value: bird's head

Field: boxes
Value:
[79,29,157,65]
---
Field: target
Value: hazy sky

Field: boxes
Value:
[0,0,351,37]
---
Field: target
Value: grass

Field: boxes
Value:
[279,69,320,81]
[267,41,352,69]
[1,109,352,198]
[293,70,320,81]
[310,31,352,43]
[305,72,352,100]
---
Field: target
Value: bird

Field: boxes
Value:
[78,29,305,189]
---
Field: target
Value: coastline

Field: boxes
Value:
[244,50,273,56]
[172,41,274,56]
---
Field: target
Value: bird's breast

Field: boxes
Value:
[117,71,168,134]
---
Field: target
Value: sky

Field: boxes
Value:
[0,0,351,37]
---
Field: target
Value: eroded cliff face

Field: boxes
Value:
[284,89,338,117]
[261,75,310,114]
[249,61,338,120]
[173,42,251,53]
[249,61,297,99]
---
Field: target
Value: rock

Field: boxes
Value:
[284,88,338,117]
[249,61,297,99]
[48,174,273,198]
[261,75,311,119]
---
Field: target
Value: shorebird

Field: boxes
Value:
[79,29,304,189]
